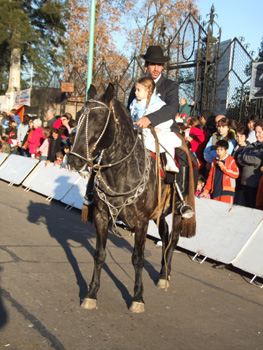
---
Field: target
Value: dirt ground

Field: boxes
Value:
[0,180,263,350]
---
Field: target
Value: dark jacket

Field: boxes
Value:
[179,103,193,119]
[237,141,263,188]
[47,136,63,162]
[128,75,179,132]
[47,117,57,128]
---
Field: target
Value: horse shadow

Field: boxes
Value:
[26,174,161,307]
[106,228,161,285]
[0,267,8,328]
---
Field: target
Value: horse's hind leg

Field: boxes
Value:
[81,210,109,310]
[157,215,182,289]
[129,222,148,313]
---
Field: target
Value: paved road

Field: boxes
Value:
[0,180,262,350]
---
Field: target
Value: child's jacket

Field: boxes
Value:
[203,155,239,195]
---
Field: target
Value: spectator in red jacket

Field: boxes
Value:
[184,117,209,166]
[28,119,45,158]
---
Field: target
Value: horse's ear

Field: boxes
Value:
[87,84,97,100]
[104,83,115,103]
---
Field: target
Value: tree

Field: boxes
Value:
[124,0,198,59]
[0,0,69,93]
[64,1,198,87]
[64,0,133,94]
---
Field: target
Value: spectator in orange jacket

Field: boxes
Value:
[200,140,239,204]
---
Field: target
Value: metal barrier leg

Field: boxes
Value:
[192,254,207,264]
[250,275,263,288]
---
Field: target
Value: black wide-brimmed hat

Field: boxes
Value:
[141,45,170,63]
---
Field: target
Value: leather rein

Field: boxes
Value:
[69,99,148,195]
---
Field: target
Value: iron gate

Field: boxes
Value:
[58,6,261,121]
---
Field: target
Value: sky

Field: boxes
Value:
[198,0,263,58]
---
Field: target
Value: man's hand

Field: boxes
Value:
[134,116,151,128]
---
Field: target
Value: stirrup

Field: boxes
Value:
[83,193,93,206]
[179,204,194,219]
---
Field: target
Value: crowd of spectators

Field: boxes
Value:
[178,108,263,210]
[0,109,77,170]
[0,105,262,212]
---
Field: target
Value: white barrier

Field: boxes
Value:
[179,199,263,264]
[232,221,263,285]
[60,176,87,210]
[0,154,263,281]
[147,199,263,279]
[22,161,81,201]
[0,154,39,185]
[0,153,8,165]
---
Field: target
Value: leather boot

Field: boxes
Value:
[174,166,194,219]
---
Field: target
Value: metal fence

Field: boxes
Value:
[36,7,262,122]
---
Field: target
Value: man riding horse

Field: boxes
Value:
[82,45,194,220]
[128,45,179,132]
[128,45,194,218]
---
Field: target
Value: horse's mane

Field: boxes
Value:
[112,97,134,128]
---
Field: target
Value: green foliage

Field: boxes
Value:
[0,0,69,92]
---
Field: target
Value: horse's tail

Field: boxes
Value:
[176,134,197,238]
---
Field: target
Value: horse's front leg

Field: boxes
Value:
[129,221,148,313]
[81,208,109,309]
[157,215,182,289]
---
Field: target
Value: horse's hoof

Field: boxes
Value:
[157,277,170,289]
[129,301,145,313]
[81,298,97,309]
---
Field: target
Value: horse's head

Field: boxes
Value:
[68,83,117,172]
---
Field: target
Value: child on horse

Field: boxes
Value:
[130,76,194,219]
[129,76,181,173]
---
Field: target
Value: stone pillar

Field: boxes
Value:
[5,47,21,110]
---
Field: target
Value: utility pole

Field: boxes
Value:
[86,0,96,100]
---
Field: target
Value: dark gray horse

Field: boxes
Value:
[68,83,197,312]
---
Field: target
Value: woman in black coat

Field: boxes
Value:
[46,128,64,163]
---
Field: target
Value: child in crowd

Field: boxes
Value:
[129,76,181,173]
[54,151,64,166]
[60,144,70,168]
[203,117,236,165]
[59,125,70,145]
[46,128,64,165]
[195,174,210,198]
[232,124,249,205]
[0,136,11,154]
[200,140,239,204]
[246,114,257,143]
[39,126,51,161]
[177,122,185,134]
[69,119,77,134]
[184,117,209,169]
[6,118,18,154]
[175,112,184,124]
